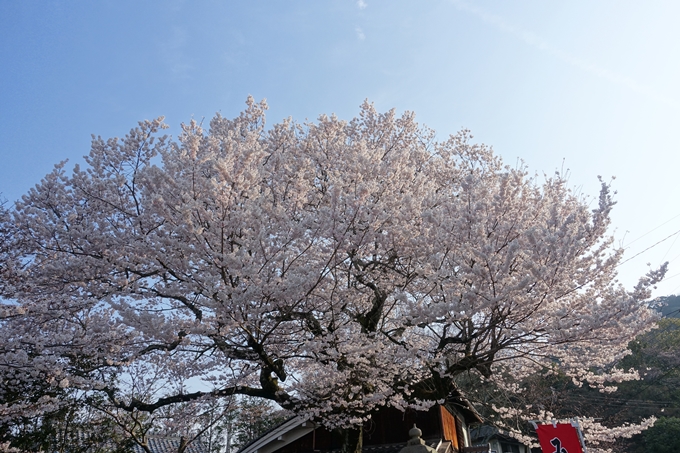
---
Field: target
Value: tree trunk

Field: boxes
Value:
[340,426,363,453]
[177,436,188,453]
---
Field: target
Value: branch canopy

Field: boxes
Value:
[1,98,664,431]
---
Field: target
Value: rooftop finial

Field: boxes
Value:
[402,423,436,453]
[408,424,423,442]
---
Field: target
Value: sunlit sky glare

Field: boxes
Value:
[2,1,680,296]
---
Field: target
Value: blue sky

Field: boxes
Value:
[1,0,680,296]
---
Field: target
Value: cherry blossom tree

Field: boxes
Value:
[0,99,666,453]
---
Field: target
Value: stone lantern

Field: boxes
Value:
[398,425,438,453]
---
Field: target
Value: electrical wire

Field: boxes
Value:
[622,212,680,248]
[618,227,680,267]
[660,230,680,264]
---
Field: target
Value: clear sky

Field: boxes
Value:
[1,0,679,296]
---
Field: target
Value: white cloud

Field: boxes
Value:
[355,26,365,41]
[357,0,367,10]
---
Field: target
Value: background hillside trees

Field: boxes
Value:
[657,294,680,318]
[638,416,680,453]
[0,99,666,452]
[457,304,680,452]
[619,317,680,416]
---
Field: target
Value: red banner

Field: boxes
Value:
[535,423,584,453]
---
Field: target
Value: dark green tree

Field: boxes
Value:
[617,317,680,419]
[641,417,680,453]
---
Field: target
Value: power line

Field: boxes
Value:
[660,228,680,263]
[661,271,680,281]
[622,212,680,248]
[618,227,680,267]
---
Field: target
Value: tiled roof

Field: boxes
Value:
[278,440,439,453]
[469,425,516,443]
[237,415,300,453]
[131,436,207,453]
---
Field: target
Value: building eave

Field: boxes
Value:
[238,416,317,453]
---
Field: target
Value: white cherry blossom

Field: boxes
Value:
[0,99,665,446]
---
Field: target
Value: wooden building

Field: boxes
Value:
[238,402,488,453]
